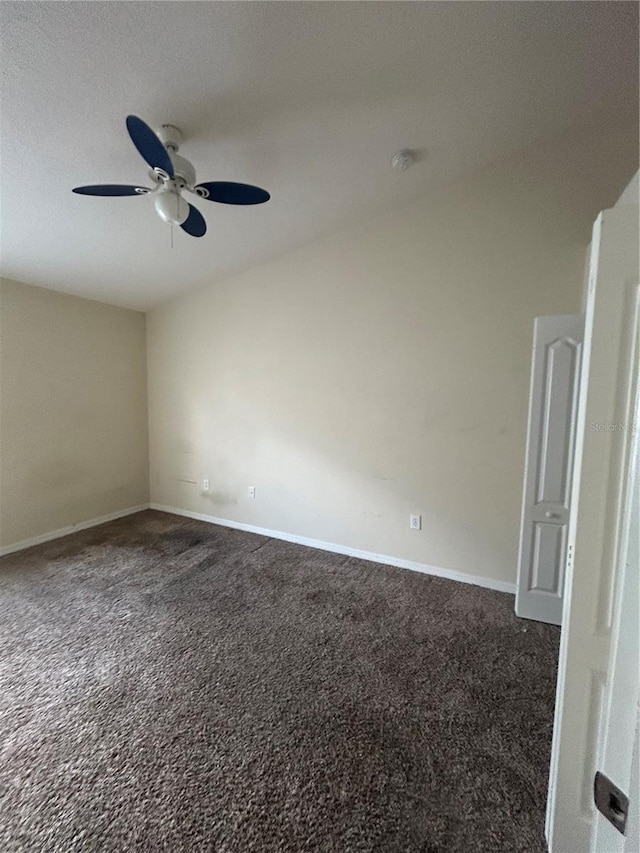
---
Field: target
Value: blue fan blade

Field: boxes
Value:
[126,115,174,176]
[180,204,207,237]
[195,181,270,205]
[72,184,148,196]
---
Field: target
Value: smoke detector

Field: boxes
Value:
[391,149,416,172]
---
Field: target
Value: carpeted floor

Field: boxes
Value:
[0,510,559,852]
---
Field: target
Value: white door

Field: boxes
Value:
[592,382,639,853]
[546,202,640,853]
[625,716,640,853]
[516,314,584,625]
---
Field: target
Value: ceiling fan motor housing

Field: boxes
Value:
[169,153,196,188]
[146,125,196,188]
[148,153,195,189]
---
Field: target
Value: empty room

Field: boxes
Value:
[1,2,638,852]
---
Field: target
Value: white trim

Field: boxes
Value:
[150,503,517,595]
[0,504,150,557]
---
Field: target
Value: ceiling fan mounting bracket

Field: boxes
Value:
[156,124,183,153]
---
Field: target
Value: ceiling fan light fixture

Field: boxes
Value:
[154,189,190,225]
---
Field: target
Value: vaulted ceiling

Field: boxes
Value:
[1,1,637,309]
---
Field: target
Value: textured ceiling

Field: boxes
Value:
[0,1,637,310]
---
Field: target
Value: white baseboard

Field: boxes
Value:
[150,503,517,595]
[0,504,150,557]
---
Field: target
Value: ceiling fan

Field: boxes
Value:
[72,115,270,237]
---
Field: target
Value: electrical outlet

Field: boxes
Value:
[409,514,422,530]
[248,485,256,499]
[202,479,210,493]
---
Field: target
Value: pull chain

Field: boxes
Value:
[171,222,173,249]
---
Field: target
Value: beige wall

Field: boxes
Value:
[147,125,635,586]
[0,279,149,549]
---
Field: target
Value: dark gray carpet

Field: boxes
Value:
[0,510,559,852]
